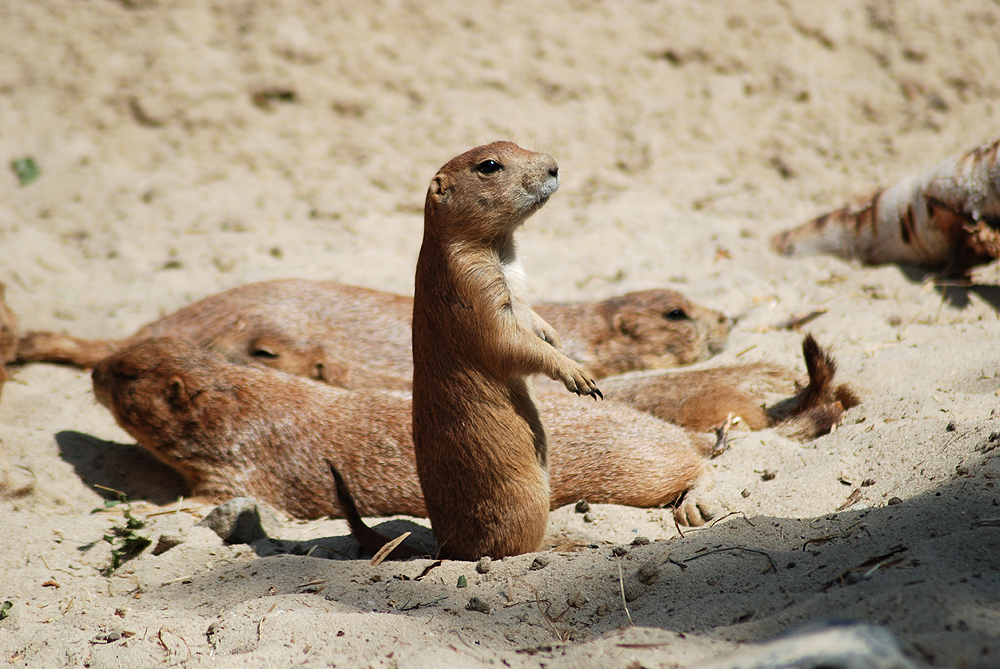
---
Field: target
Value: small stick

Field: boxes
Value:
[712,413,740,457]
[769,308,828,331]
[682,546,776,573]
[370,532,411,567]
[672,509,686,539]
[615,554,634,626]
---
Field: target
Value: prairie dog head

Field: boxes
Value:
[424,141,559,244]
[207,327,349,386]
[91,338,232,454]
[600,290,731,371]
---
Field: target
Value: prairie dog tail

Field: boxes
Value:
[327,461,423,560]
[16,331,122,368]
[769,334,860,439]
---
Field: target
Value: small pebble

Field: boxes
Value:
[466,597,491,614]
[611,546,628,557]
[475,557,492,574]
[623,581,643,602]
[761,470,777,482]
[152,533,185,556]
[574,500,590,513]
[630,536,650,547]
[529,556,550,570]
[887,497,902,506]
[637,563,660,584]
[583,513,596,523]
[197,497,282,544]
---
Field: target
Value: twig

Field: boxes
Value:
[94,484,128,497]
[974,517,1000,527]
[682,546,776,573]
[836,488,864,511]
[712,414,739,457]
[39,555,77,578]
[450,629,486,663]
[414,559,443,580]
[370,532,410,567]
[666,557,687,570]
[707,510,754,529]
[672,507,686,538]
[615,554,634,626]
[532,588,570,641]
[769,308,828,331]
[400,595,447,611]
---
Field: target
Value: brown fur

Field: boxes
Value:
[91,337,714,531]
[412,141,605,560]
[15,280,729,389]
[599,334,860,440]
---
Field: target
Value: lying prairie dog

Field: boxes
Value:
[772,136,1000,270]
[16,279,730,389]
[599,334,860,440]
[91,337,716,529]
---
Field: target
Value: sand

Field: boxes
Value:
[1,1,999,666]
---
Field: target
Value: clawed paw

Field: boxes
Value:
[672,492,718,527]
[565,372,602,400]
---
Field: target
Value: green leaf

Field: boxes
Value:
[10,158,40,186]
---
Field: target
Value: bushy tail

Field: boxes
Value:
[770,334,860,439]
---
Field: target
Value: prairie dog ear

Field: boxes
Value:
[429,173,452,203]
[167,376,192,408]
[612,310,643,338]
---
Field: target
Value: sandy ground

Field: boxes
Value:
[2,1,1000,667]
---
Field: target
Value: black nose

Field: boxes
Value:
[549,166,559,178]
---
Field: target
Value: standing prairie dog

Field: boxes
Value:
[412,142,602,560]
[90,337,714,524]
[14,280,730,389]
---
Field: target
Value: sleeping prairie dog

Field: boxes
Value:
[91,337,714,525]
[15,280,730,389]
[412,141,602,560]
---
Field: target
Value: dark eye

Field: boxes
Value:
[475,159,503,174]
[251,347,279,359]
[665,308,688,321]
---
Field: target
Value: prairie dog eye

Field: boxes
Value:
[665,308,688,321]
[251,346,279,359]
[475,159,503,174]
